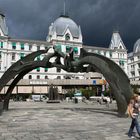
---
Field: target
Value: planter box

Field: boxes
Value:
[0,102,3,115]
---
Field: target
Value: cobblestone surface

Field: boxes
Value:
[0,101,138,140]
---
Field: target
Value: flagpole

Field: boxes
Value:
[64,0,66,15]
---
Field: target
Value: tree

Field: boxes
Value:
[132,85,139,95]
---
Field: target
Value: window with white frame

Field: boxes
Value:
[37,46,40,51]
[0,51,1,60]
[29,45,32,50]
[29,75,32,79]
[37,75,40,79]
[45,75,48,79]
[12,53,16,60]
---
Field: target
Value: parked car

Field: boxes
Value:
[32,95,44,102]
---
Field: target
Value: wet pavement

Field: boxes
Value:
[0,101,138,140]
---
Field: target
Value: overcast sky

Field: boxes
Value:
[0,0,140,52]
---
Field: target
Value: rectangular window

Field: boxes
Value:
[66,46,71,53]
[36,67,40,72]
[119,60,124,66]
[131,58,134,62]
[12,42,16,49]
[57,68,61,73]
[131,72,135,77]
[0,42,3,48]
[45,68,48,72]
[45,76,48,79]
[37,46,40,51]
[56,44,61,52]
[110,52,112,58]
[37,75,40,79]
[12,53,16,60]
[0,51,1,60]
[74,47,78,54]
[131,65,134,68]
[97,50,101,54]
[37,56,40,61]
[57,76,61,79]
[20,53,24,59]
[29,45,32,50]
[29,75,32,79]
[21,43,24,50]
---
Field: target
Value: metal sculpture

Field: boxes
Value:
[0,45,133,116]
[47,84,60,103]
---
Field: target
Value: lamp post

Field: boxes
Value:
[97,87,98,96]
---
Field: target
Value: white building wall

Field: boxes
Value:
[0,28,4,36]
[0,38,129,81]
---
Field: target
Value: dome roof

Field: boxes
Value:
[133,39,140,53]
[52,15,81,38]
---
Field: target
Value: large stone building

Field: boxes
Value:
[128,39,140,84]
[0,10,138,96]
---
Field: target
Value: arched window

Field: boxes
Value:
[29,75,32,79]
[45,76,48,79]
[57,68,61,73]
[45,68,48,72]
[37,75,40,79]
[57,76,61,79]
[12,53,16,60]
[65,33,70,41]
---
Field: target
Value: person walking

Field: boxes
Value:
[128,95,140,138]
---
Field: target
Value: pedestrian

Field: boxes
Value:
[127,95,140,138]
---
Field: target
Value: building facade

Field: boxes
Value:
[128,39,140,84]
[0,10,138,95]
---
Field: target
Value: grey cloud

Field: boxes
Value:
[0,0,140,52]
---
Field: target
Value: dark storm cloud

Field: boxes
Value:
[0,0,140,52]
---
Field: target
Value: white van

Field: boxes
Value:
[32,95,44,102]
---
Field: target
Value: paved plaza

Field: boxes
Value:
[0,101,139,140]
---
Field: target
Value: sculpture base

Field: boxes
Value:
[47,100,60,103]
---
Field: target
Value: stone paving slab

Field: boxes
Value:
[0,101,139,140]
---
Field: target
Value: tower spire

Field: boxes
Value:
[63,0,66,16]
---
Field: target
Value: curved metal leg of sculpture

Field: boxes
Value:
[72,50,133,116]
[2,50,62,110]
[0,47,133,116]
[0,49,50,92]
[3,70,26,110]
[4,68,33,110]
[3,52,58,110]
[109,82,128,116]
[3,64,49,110]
